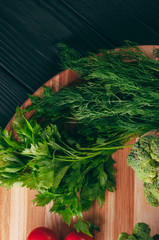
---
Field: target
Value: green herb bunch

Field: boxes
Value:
[0,108,131,235]
[55,44,159,136]
[28,44,159,147]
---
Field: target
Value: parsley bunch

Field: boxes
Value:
[0,108,130,235]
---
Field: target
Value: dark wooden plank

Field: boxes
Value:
[0,0,116,127]
[0,0,114,91]
[60,0,159,45]
[0,67,29,128]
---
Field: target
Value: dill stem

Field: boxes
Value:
[80,144,133,151]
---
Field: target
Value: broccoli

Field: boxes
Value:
[127,135,159,206]
[118,222,158,240]
[144,182,159,207]
[118,232,130,240]
[153,234,159,240]
[118,232,137,239]
[133,222,152,240]
[128,236,137,240]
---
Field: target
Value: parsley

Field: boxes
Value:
[0,109,127,235]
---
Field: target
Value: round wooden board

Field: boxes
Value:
[1,45,159,240]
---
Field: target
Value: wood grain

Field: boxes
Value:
[1,46,159,240]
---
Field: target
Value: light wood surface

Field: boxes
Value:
[1,46,159,240]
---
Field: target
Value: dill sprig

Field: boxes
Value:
[56,44,159,136]
[29,44,159,142]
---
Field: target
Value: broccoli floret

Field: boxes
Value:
[150,138,159,162]
[153,234,159,240]
[118,232,129,239]
[133,222,151,235]
[118,223,156,240]
[118,232,136,240]
[128,236,137,240]
[133,222,153,240]
[127,135,159,206]
[127,135,158,184]
[154,174,159,189]
[144,183,159,207]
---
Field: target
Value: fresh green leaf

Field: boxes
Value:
[53,165,69,190]
[61,210,72,226]
[74,218,92,237]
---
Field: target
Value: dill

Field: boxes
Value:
[29,44,159,143]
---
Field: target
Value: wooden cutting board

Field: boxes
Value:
[1,46,159,240]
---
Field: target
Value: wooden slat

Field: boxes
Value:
[113,144,135,239]
[1,46,159,240]
[0,187,11,240]
[133,177,159,236]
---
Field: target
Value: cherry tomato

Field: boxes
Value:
[64,230,93,240]
[27,227,58,240]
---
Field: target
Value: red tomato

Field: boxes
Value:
[64,230,93,240]
[27,227,58,240]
